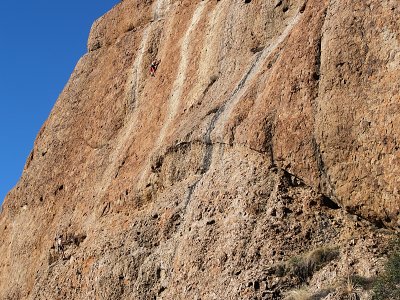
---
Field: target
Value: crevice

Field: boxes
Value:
[313,36,322,81]
[151,156,164,173]
[101,202,111,217]
[183,180,200,210]
[314,7,327,84]
[311,137,336,199]
[114,158,127,179]
[201,107,224,174]
[311,5,334,199]
[321,195,340,210]
[158,286,166,295]
[299,1,307,13]
[54,184,64,196]
[201,106,220,120]
[262,115,277,167]
[203,75,219,96]
[282,170,305,187]
[88,41,102,52]
[346,206,388,229]
[250,46,265,54]
[282,5,289,13]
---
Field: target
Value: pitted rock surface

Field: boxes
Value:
[1,0,399,299]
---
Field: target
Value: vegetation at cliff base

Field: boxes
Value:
[373,237,400,300]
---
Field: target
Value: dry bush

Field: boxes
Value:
[287,246,340,282]
[333,276,361,300]
[284,287,311,300]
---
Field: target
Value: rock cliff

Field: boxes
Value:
[1,0,399,299]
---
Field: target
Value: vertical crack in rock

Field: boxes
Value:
[313,34,323,83]
[263,114,277,167]
[311,6,338,206]
[311,136,336,199]
[183,181,199,211]
[183,108,223,210]
[201,106,224,175]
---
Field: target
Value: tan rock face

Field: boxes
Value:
[0,0,399,299]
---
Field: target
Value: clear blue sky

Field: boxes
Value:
[0,0,120,205]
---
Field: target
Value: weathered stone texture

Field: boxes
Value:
[0,0,399,299]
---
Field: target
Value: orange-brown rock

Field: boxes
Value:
[1,0,399,299]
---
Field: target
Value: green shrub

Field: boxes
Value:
[373,253,400,299]
[373,237,400,300]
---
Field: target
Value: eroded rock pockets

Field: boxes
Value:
[2,0,400,299]
[33,166,387,300]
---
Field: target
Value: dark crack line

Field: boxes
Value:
[311,137,336,197]
[183,180,200,211]
[310,6,338,205]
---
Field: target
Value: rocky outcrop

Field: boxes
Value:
[1,0,399,299]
